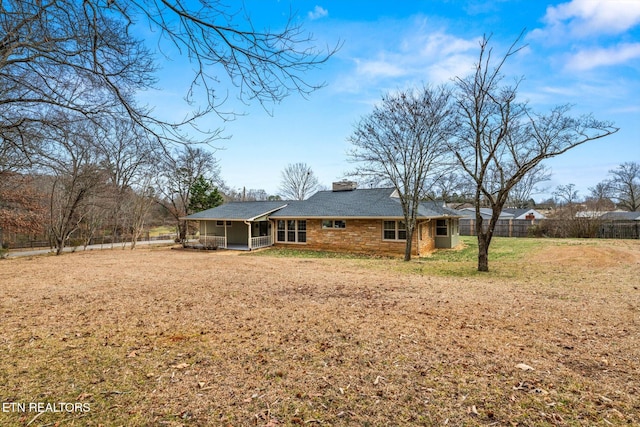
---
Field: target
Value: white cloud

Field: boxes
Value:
[565,43,640,70]
[350,25,478,87]
[533,0,640,39]
[308,5,328,20]
[355,58,407,79]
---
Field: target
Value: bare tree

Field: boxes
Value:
[348,86,454,261]
[220,186,275,201]
[95,118,158,246]
[607,162,640,211]
[155,146,220,243]
[38,119,107,255]
[588,181,616,212]
[126,175,157,250]
[553,183,580,207]
[0,172,45,247]
[279,163,320,200]
[506,164,551,208]
[428,171,474,206]
[551,184,602,237]
[452,34,618,271]
[0,0,338,159]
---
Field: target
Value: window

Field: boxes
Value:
[322,219,346,229]
[216,220,232,227]
[436,219,448,236]
[277,220,286,242]
[298,220,307,242]
[383,220,407,241]
[276,220,306,243]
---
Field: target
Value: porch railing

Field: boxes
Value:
[200,235,226,249]
[250,235,272,249]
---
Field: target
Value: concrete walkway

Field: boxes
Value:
[4,239,176,258]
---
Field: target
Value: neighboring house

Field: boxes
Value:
[182,183,461,256]
[599,211,640,221]
[457,207,545,237]
[575,211,603,219]
[457,207,545,220]
[503,208,546,220]
[456,207,514,220]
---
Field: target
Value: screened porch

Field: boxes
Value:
[199,219,273,250]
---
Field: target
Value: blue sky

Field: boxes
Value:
[144,0,640,201]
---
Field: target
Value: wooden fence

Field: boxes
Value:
[460,218,539,237]
[597,221,640,239]
[460,218,639,239]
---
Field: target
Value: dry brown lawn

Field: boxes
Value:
[1,239,639,426]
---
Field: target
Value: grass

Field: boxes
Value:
[249,246,393,260]
[252,237,552,278]
[1,238,639,426]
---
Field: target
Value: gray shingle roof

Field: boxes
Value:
[457,207,514,219]
[185,188,460,221]
[503,208,530,218]
[271,188,460,219]
[600,211,640,221]
[182,201,287,221]
[419,200,461,218]
[183,188,461,221]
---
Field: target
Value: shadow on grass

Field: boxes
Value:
[246,237,551,278]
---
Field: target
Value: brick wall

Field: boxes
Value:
[274,218,437,257]
[418,221,436,254]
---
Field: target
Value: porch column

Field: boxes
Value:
[203,221,207,247]
[247,221,252,249]
[224,222,227,248]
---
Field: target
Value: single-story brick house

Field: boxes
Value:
[183,183,461,256]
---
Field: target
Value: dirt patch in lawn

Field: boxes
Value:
[528,239,640,269]
[1,240,639,426]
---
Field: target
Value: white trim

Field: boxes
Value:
[382,220,407,241]
[322,219,346,229]
[276,219,307,243]
[436,219,448,237]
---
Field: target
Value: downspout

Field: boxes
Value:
[415,220,421,257]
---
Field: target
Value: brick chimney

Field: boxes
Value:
[332,181,358,192]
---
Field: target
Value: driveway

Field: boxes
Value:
[4,239,176,258]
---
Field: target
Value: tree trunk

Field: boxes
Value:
[178,220,188,245]
[477,234,489,272]
[55,237,64,256]
[403,228,414,262]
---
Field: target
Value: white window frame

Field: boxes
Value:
[436,219,448,236]
[216,220,232,227]
[276,219,307,243]
[383,220,407,241]
[322,219,346,229]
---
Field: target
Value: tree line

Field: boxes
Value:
[0,1,337,255]
[0,1,629,272]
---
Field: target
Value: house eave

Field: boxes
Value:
[270,215,461,220]
[180,204,288,222]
